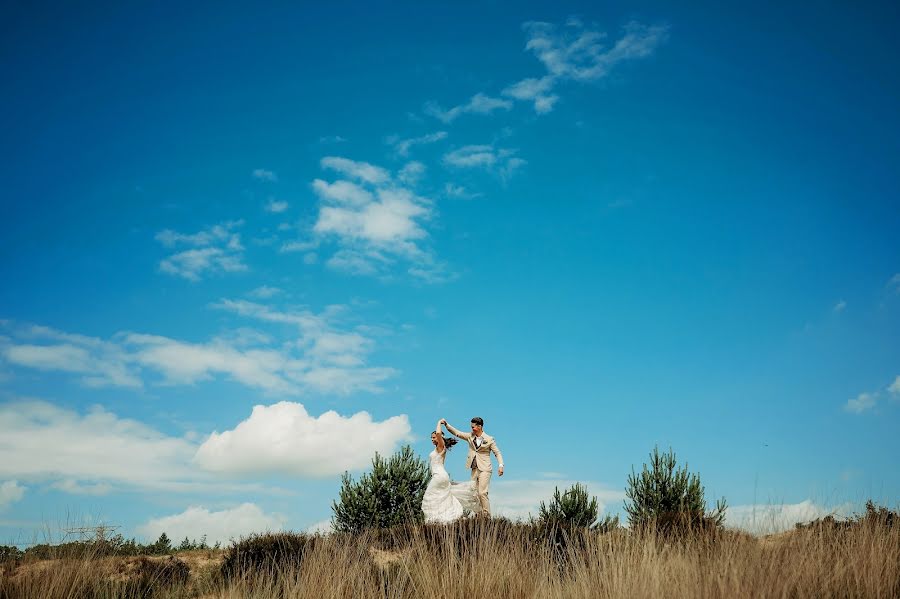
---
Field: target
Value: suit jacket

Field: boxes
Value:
[445,423,504,472]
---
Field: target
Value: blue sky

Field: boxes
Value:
[1,1,899,543]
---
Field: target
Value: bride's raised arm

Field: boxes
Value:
[434,420,446,452]
[443,419,471,440]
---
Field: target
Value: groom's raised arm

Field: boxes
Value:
[443,420,471,440]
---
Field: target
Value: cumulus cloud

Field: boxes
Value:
[398,161,426,186]
[388,131,448,157]
[155,221,247,281]
[443,145,526,180]
[0,480,25,510]
[138,503,286,545]
[424,93,513,123]
[194,401,412,477]
[252,169,278,182]
[890,376,900,395]
[0,398,411,495]
[725,500,850,534]
[488,480,624,521]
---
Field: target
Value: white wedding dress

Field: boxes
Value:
[421,449,479,523]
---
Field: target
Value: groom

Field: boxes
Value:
[441,417,504,517]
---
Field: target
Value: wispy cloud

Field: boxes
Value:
[307,156,446,280]
[833,300,847,313]
[444,183,482,200]
[194,401,412,477]
[388,131,448,157]
[845,392,878,414]
[443,145,526,180]
[252,169,278,182]
[888,273,900,294]
[265,199,289,213]
[248,286,283,299]
[845,375,900,413]
[0,302,398,396]
[155,221,247,281]
[319,135,348,144]
[501,19,668,114]
[424,93,513,123]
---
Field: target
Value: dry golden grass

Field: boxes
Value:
[2,519,898,598]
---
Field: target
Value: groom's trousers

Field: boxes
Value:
[471,469,492,517]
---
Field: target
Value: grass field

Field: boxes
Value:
[2,514,898,599]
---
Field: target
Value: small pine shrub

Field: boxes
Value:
[625,446,726,534]
[220,532,317,581]
[332,445,429,534]
[538,483,600,528]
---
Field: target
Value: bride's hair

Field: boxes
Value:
[442,436,458,450]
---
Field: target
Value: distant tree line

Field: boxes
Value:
[0,532,218,562]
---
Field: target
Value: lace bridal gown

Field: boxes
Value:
[421,449,479,523]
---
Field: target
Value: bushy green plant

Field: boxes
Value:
[538,483,600,528]
[220,532,317,581]
[332,445,430,534]
[625,446,726,533]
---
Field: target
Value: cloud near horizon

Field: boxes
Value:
[194,401,413,477]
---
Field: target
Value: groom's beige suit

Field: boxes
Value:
[445,423,504,517]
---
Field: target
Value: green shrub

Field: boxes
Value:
[538,483,601,529]
[332,445,429,534]
[220,532,317,581]
[625,446,726,534]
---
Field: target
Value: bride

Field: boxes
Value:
[421,420,479,523]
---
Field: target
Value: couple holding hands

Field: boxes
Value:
[421,417,504,523]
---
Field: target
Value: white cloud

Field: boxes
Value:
[486,479,624,521]
[0,324,141,388]
[155,221,247,281]
[321,156,390,185]
[499,20,669,115]
[1,305,397,396]
[845,392,877,413]
[833,300,847,313]
[194,401,412,477]
[248,286,283,299]
[137,504,286,545]
[388,131,448,157]
[502,76,559,114]
[725,500,851,534]
[424,93,513,123]
[889,376,900,395]
[306,519,333,534]
[444,183,481,200]
[523,20,668,83]
[319,135,347,144]
[265,199,289,213]
[443,145,526,180]
[0,480,25,510]
[252,169,278,182]
[0,400,197,489]
[398,161,426,186]
[310,157,437,278]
